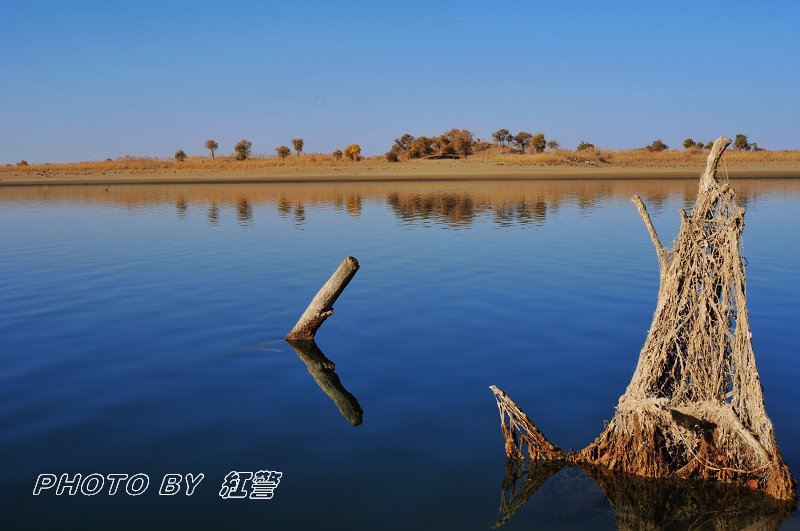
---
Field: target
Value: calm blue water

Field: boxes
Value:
[1,180,798,529]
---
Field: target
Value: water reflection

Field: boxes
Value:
[286,340,363,426]
[208,202,219,225]
[495,459,795,529]
[2,180,799,229]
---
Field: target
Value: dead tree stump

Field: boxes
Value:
[490,137,797,501]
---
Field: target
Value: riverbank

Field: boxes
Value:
[2,160,800,186]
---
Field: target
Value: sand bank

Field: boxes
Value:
[1,161,799,186]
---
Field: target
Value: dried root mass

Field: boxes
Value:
[491,137,796,501]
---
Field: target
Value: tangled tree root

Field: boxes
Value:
[490,137,796,502]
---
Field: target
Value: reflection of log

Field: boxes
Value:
[287,340,363,426]
[489,137,797,502]
[285,256,359,340]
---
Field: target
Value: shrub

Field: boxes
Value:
[331,149,343,160]
[645,139,668,152]
[174,150,187,162]
[16,160,29,166]
[234,139,252,160]
[275,145,291,159]
[577,141,595,151]
[546,140,560,150]
[344,144,362,161]
[385,149,400,162]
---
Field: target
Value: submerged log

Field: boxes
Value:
[287,339,363,426]
[490,137,797,501]
[285,256,359,341]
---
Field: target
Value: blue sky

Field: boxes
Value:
[1,1,799,162]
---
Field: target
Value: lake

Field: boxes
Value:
[1,179,798,529]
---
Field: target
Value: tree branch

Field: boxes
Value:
[631,195,667,271]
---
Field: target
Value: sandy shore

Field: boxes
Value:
[2,161,799,186]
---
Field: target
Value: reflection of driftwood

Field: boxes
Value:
[287,340,363,426]
[582,464,794,531]
[286,256,359,340]
[492,459,794,529]
[493,459,566,528]
[490,137,797,501]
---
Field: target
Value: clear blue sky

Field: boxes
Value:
[2,1,799,163]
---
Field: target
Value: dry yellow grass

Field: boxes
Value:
[468,145,800,167]
[4,147,799,176]
[0,153,376,174]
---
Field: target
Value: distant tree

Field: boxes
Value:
[493,128,511,147]
[393,134,415,157]
[344,144,362,161]
[531,133,546,153]
[234,139,252,160]
[645,139,668,152]
[750,142,763,151]
[705,141,715,150]
[451,129,474,158]
[205,139,219,159]
[683,137,696,149]
[16,160,29,166]
[275,145,291,159]
[385,148,400,162]
[174,149,187,162]
[409,136,434,159]
[513,131,533,153]
[734,134,750,152]
[331,149,343,160]
[546,139,560,150]
[694,141,706,149]
[577,141,595,151]
[291,137,304,156]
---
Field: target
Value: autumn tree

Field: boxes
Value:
[234,139,252,160]
[344,144,361,161]
[734,133,751,152]
[451,129,474,158]
[276,145,291,159]
[513,131,533,153]
[385,149,400,162]
[174,149,187,162]
[291,138,304,156]
[493,128,511,147]
[205,139,219,159]
[531,133,546,153]
[393,134,415,158]
[409,136,434,159]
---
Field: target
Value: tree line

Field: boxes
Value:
[172,138,362,162]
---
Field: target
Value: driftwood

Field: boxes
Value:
[286,256,359,341]
[490,137,797,502]
[287,340,363,426]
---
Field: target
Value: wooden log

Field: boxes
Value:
[285,256,359,341]
[287,340,363,426]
